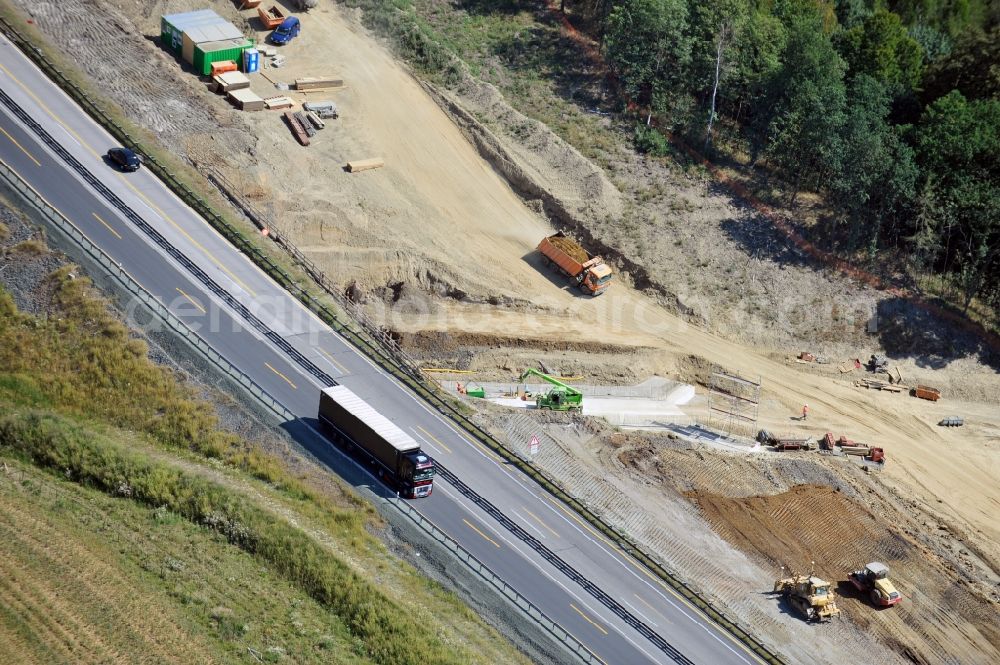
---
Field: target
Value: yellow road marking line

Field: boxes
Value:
[547,495,620,550]
[546,494,768,663]
[121,181,259,297]
[570,603,608,635]
[462,518,500,548]
[440,517,608,664]
[265,362,297,390]
[316,346,350,375]
[416,425,452,454]
[470,437,503,461]
[0,60,258,297]
[450,426,503,462]
[92,212,121,239]
[0,156,70,221]
[0,61,97,158]
[174,287,206,314]
[0,154,151,293]
[522,506,560,538]
[3,55,768,665]
[634,593,672,624]
[0,125,40,166]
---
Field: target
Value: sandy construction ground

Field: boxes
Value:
[10,0,998,662]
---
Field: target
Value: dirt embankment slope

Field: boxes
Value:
[688,483,999,665]
[10,1,998,662]
[688,484,1000,665]
[611,433,1000,665]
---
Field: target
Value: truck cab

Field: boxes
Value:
[582,263,613,295]
[401,452,435,498]
[270,16,300,45]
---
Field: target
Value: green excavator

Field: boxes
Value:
[518,368,583,411]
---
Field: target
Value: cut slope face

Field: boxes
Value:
[234,9,584,304]
[687,484,1000,665]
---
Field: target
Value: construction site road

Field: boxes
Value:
[0,33,770,665]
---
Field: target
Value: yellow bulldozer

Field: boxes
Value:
[773,565,841,622]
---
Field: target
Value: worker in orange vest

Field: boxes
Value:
[802,404,809,421]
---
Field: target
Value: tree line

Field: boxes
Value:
[570,0,999,318]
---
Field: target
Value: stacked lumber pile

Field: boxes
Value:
[756,430,814,451]
[283,111,310,146]
[345,158,384,173]
[264,96,294,110]
[294,111,316,138]
[228,89,264,111]
[212,71,250,93]
[834,433,867,451]
[854,377,906,392]
[305,111,325,129]
[303,100,338,118]
[295,76,344,90]
[774,437,814,451]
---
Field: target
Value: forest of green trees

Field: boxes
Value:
[571,0,999,319]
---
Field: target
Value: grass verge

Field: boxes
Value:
[0,216,531,665]
[0,266,306,489]
[0,410,470,665]
[0,456,362,664]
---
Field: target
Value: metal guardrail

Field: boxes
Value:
[434,464,696,664]
[391,498,602,664]
[206,168,426,376]
[208,157,786,665]
[0,157,599,665]
[0,159,292,421]
[0,16,785,665]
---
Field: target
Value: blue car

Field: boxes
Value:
[271,16,300,45]
[107,147,140,172]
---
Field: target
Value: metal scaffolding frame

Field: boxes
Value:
[707,369,761,438]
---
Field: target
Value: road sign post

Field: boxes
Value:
[529,434,539,456]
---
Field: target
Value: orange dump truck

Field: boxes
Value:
[537,231,613,295]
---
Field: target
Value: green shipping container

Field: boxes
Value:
[193,38,254,76]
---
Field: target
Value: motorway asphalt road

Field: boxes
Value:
[0,35,768,665]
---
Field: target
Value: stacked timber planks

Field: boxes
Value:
[263,96,294,110]
[774,437,813,451]
[345,158,384,173]
[294,111,316,138]
[212,71,250,93]
[283,111,310,146]
[228,89,265,111]
[305,111,325,129]
[295,76,344,90]
[854,378,906,392]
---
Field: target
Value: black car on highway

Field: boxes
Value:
[107,147,140,172]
